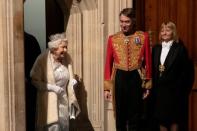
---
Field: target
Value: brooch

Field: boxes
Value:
[159,64,165,77]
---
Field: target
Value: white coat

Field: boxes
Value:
[30,49,80,130]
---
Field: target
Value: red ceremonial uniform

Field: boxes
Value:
[104,31,152,91]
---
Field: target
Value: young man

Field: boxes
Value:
[104,8,152,131]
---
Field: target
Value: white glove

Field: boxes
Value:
[71,79,77,87]
[47,84,64,94]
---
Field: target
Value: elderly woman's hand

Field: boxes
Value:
[47,84,65,94]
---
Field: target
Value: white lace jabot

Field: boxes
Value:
[160,40,173,65]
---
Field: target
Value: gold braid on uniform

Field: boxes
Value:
[104,80,114,91]
[138,68,152,89]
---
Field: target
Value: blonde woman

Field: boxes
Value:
[30,32,80,131]
[152,21,191,131]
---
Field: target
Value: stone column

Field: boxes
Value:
[66,1,104,131]
[0,0,25,131]
[65,0,133,131]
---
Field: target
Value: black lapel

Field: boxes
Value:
[163,42,179,71]
[154,45,162,68]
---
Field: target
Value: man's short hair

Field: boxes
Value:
[119,8,135,20]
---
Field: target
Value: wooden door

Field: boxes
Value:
[136,0,197,130]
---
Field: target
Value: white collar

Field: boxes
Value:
[162,40,173,49]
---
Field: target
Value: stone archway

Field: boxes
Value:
[0,0,133,130]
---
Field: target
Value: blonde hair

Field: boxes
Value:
[48,32,68,50]
[159,21,179,42]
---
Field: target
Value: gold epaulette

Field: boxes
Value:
[135,31,144,35]
[111,31,123,39]
[134,31,145,39]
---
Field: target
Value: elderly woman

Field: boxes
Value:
[30,32,80,131]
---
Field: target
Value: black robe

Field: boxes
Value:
[152,40,193,127]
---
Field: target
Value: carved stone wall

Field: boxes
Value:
[66,0,132,131]
[0,0,25,131]
[66,1,104,131]
[0,0,133,130]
